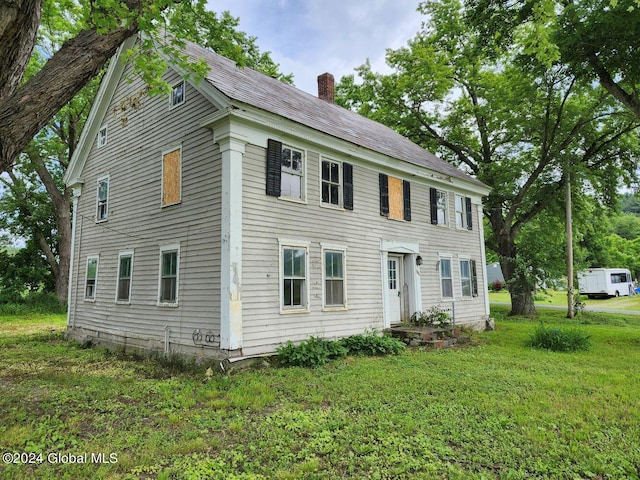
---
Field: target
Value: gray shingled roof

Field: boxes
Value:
[183,41,486,188]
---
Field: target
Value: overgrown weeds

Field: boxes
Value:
[526,322,592,352]
[276,330,405,368]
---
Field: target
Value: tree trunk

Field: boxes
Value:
[0,16,140,173]
[507,271,537,316]
[32,154,71,305]
[494,223,538,317]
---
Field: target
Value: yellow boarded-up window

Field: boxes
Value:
[388,176,404,220]
[162,148,181,206]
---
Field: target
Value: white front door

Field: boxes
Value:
[387,255,403,324]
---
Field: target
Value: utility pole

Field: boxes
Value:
[566,170,574,319]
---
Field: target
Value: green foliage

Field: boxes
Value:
[337,0,640,315]
[2,311,640,479]
[526,322,592,352]
[0,243,55,304]
[339,330,406,356]
[277,331,406,368]
[276,336,348,368]
[410,307,453,328]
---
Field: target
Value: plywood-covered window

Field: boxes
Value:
[379,173,410,221]
[162,147,181,206]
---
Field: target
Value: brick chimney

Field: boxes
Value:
[317,72,335,103]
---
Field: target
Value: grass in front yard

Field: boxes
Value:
[490,289,640,311]
[0,310,639,479]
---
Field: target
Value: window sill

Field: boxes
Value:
[95,218,108,224]
[115,300,131,306]
[84,298,96,303]
[280,308,310,315]
[158,302,179,308]
[322,306,347,312]
[161,201,182,208]
[278,196,307,205]
[319,203,345,212]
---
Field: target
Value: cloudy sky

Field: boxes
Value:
[208,0,424,95]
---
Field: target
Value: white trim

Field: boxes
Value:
[115,250,134,305]
[380,240,423,328]
[321,244,348,311]
[67,188,82,325]
[97,125,108,148]
[95,174,110,223]
[478,204,491,315]
[169,79,186,109]
[200,105,491,197]
[157,244,180,307]
[64,35,138,185]
[84,255,99,302]
[219,134,245,350]
[160,145,182,208]
[278,239,311,314]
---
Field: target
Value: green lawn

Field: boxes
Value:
[1,309,639,479]
[490,289,640,311]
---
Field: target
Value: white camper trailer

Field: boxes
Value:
[578,268,635,299]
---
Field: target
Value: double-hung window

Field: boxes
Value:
[280,146,304,200]
[85,256,98,301]
[158,245,179,306]
[430,188,448,225]
[281,243,309,311]
[460,258,479,297]
[265,140,306,202]
[455,195,473,230]
[323,247,347,308]
[460,259,472,297]
[439,256,453,299]
[96,176,109,222]
[321,159,341,206]
[116,252,133,303]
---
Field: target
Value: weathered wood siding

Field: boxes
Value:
[68,67,223,355]
[241,142,488,356]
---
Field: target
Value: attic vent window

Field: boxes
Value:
[98,126,107,148]
[170,80,185,108]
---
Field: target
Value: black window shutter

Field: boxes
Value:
[465,197,473,230]
[343,163,354,210]
[430,187,438,225]
[403,180,411,221]
[265,139,282,197]
[471,260,478,297]
[379,173,389,216]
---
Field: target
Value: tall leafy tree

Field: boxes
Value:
[337,0,640,315]
[466,0,640,119]
[0,1,291,304]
